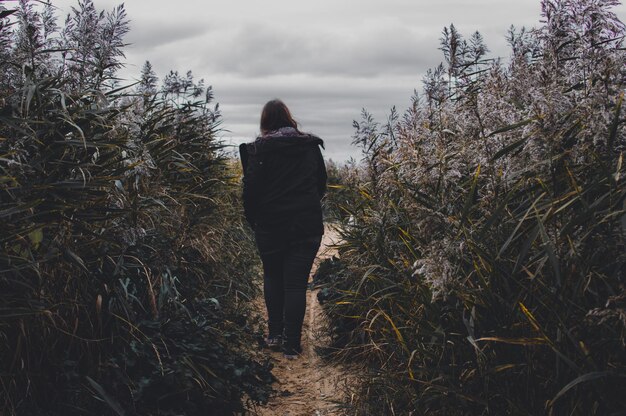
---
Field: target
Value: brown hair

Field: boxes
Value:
[260,99,300,135]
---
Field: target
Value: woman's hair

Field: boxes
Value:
[260,99,299,135]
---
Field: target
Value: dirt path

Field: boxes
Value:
[253,228,350,416]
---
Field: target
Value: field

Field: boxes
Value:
[1,0,625,415]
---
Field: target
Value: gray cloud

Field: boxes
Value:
[126,21,440,79]
[198,23,439,78]
[126,19,209,51]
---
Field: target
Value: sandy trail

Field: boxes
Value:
[253,228,350,416]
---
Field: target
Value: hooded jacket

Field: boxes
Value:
[239,132,327,238]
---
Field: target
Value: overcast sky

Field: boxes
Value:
[50,0,626,162]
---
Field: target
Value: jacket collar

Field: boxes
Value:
[247,134,324,154]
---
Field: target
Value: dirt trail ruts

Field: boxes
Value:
[253,227,350,416]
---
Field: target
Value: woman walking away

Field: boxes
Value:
[239,99,327,359]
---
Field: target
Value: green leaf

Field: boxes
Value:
[487,117,535,137]
[86,376,126,416]
[460,164,481,227]
[491,135,530,161]
[28,228,43,248]
[0,9,18,19]
[64,249,88,272]
[608,92,623,152]
[548,372,623,408]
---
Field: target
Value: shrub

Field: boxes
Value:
[321,1,626,414]
[0,2,272,414]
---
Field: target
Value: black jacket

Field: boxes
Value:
[239,134,327,237]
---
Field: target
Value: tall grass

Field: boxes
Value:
[320,1,626,414]
[0,2,271,414]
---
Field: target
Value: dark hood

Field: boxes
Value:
[247,134,324,155]
[239,134,324,170]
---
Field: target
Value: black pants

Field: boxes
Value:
[255,229,322,348]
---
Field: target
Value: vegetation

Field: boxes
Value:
[0,1,271,414]
[322,159,361,222]
[319,0,626,414]
[4,0,625,415]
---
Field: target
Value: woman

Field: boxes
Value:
[239,99,327,359]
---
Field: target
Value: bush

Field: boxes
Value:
[320,1,626,415]
[0,2,272,414]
